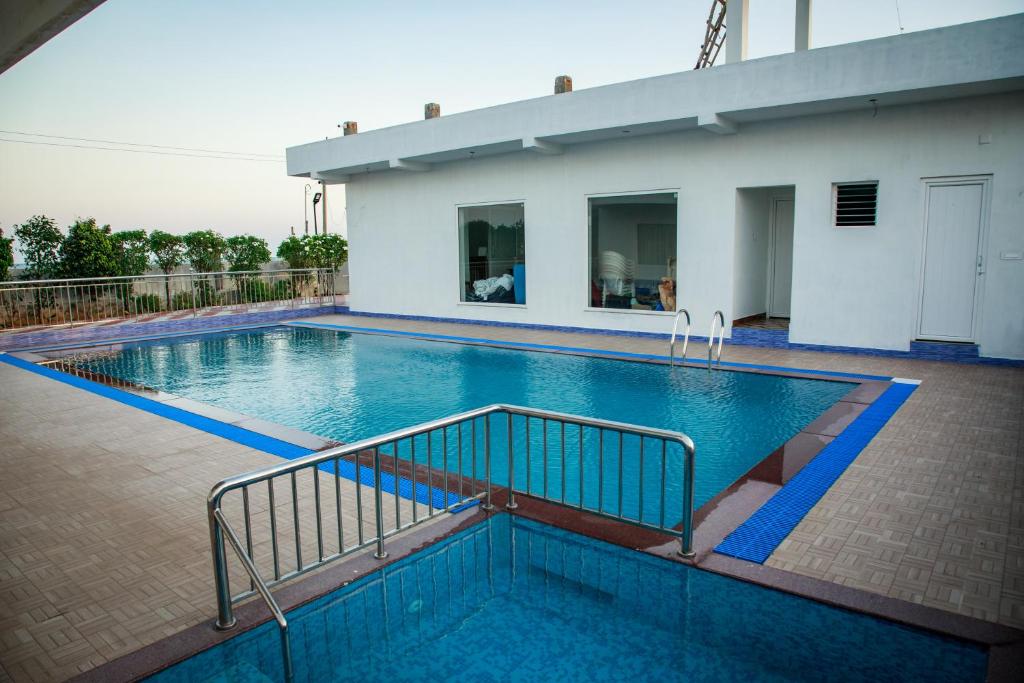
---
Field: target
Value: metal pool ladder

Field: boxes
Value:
[669,308,691,366]
[708,310,725,369]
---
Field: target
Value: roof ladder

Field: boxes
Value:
[695,0,727,69]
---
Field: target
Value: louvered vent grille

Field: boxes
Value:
[833,182,878,227]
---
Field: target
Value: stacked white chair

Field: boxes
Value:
[598,250,634,306]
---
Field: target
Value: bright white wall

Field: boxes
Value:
[346,92,1024,359]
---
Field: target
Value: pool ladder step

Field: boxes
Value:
[670,308,725,369]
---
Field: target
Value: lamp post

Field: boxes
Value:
[312,191,322,235]
[304,184,311,235]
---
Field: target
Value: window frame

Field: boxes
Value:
[455,199,527,308]
[583,188,681,316]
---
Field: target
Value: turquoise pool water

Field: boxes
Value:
[78,325,850,516]
[146,514,986,682]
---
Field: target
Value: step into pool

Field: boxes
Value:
[146,514,985,682]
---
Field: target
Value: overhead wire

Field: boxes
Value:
[0,136,283,163]
[0,129,283,158]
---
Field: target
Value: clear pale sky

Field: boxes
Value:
[1,0,1021,255]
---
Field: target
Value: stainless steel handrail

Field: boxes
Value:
[3,267,326,287]
[212,509,293,683]
[708,310,725,369]
[669,308,691,366]
[0,268,344,332]
[207,403,697,654]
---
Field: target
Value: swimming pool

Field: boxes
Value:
[73,325,850,518]
[146,514,986,682]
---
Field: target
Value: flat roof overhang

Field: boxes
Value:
[1,0,105,74]
[286,13,1024,184]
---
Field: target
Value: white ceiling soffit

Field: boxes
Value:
[1,0,105,74]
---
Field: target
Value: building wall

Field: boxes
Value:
[345,92,1024,359]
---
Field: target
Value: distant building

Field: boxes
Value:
[287,12,1024,360]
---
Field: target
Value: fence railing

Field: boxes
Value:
[0,268,346,332]
[207,404,696,682]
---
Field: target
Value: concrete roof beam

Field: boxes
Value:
[522,137,564,155]
[697,113,738,135]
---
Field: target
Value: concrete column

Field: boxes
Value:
[795,0,812,51]
[725,0,749,64]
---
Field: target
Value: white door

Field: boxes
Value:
[768,199,794,317]
[918,181,986,341]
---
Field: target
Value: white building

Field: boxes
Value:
[287,10,1024,361]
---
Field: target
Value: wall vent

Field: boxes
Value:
[833,181,878,227]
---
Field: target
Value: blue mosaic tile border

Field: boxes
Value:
[336,307,1024,366]
[0,306,337,352]
[0,352,457,510]
[714,381,919,564]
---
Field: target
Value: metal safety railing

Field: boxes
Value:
[207,404,696,682]
[708,310,725,368]
[669,308,691,366]
[0,268,346,332]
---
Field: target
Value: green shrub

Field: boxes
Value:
[170,281,219,310]
[131,293,163,313]
[272,279,293,300]
[235,277,272,303]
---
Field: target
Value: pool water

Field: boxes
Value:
[146,514,986,682]
[78,326,850,517]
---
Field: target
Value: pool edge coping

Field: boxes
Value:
[11,322,1013,681]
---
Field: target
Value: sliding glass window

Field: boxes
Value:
[588,192,677,311]
[459,203,526,305]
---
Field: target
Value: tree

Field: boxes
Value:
[149,230,185,309]
[307,233,348,269]
[111,229,149,277]
[276,235,310,269]
[276,234,347,270]
[149,230,185,274]
[58,218,118,279]
[224,235,271,273]
[14,215,62,279]
[0,228,13,281]
[183,229,226,273]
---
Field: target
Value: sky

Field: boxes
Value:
[1,0,1022,257]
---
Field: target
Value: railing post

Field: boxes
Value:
[208,502,237,630]
[482,415,493,510]
[373,448,388,559]
[679,441,696,558]
[66,282,74,328]
[190,274,198,318]
[279,623,294,683]
[506,412,518,510]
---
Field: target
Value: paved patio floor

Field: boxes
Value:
[0,313,1021,681]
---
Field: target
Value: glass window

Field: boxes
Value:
[588,193,677,311]
[459,203,525,304]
